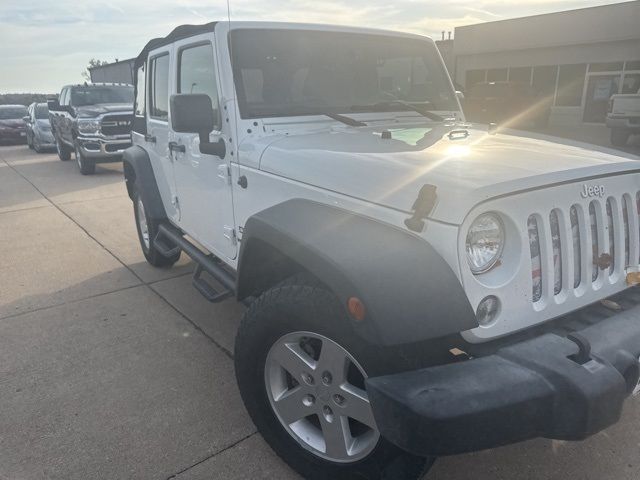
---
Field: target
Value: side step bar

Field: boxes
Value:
[155,224,236,303]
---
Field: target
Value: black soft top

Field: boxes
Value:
[134,21,219,69]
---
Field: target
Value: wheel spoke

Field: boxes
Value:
[339,384,377,429]
[317,339,349,384]
[273,387,312,425]
[270,341,316,379]
[320,415,350,459]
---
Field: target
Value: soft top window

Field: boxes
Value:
[229,29,457,119]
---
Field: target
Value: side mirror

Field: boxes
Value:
[456,91,465,101]
[47,98,61,111]
[22,116,30,123]
[170,93,225,158]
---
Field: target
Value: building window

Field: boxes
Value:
[555,64,586,107]
[149,54,169,121]
[465,69,486,89]
[532,65,558,99]
[487,68,507,82]
[622,74,640,94]
[508,67,532,84]
[589,62,624,73]
[625,60,640,71]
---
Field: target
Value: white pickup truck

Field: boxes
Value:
[607,89,640,146]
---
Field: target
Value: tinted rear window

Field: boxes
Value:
[0,106,27,119]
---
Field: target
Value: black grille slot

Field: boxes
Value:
[101,115,132,136]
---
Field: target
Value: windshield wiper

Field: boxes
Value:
[350,100,444,122]
[323,112,367,127]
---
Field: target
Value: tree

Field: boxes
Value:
[81,58,109,81]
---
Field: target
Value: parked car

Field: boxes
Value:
[606,87,640,146]
[0,104,28,144]
[463,81,550,128]
[48,83,133,174]
[125,21,640,480]
[25,102,55,152]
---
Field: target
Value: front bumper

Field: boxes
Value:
[77,135,131,161]
[366,301,640,456]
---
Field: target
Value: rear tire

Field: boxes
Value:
[610,128,630,147]
[133,190,180,267]
[56,136,72,161]
[235,275,434,480]
[74,141,95,175]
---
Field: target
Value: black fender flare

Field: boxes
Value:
[237,199,478,346]
[122,145,167,220]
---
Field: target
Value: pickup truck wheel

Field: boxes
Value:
[235,276,434,480]
[610,128,630,146]
[74,142,96,175]
[133,191,180,267]
[56,137,72,161]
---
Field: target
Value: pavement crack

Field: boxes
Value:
[165,432,258,479]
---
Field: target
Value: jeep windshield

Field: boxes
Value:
[70,85,134,106]
[230,29,457,119]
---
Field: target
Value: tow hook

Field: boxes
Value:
[567,333,592,365]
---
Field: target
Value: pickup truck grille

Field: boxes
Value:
[101,115,132,136]
[527,191,639,304]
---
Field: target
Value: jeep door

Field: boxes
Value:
[169,35,237,260]
[146,48,180,224]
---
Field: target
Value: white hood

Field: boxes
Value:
[259,124,640,224]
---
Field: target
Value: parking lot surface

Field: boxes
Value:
[1,144,639,479]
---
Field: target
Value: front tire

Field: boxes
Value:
[235,276,433,480]
[56,135,72,161]
[74,141,95,175]
[133,190,180,267]
[610,128,630,146]
[27,131,34,149]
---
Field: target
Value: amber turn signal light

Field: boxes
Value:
[347,297,366,321]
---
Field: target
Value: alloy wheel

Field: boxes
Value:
[264,331,379,463]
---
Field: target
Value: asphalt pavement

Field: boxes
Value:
[1,143,639,480]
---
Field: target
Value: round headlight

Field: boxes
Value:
[466,213,505,274]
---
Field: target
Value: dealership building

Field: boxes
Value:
[452,1,640,126]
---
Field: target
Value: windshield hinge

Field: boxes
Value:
[223,225,237,245]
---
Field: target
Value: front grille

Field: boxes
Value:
[101,114,132,136]
[527,190,640,304]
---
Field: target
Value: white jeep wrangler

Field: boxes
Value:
[124,21,640,479]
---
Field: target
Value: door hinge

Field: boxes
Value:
[171,195,180,209]
[223,225,237,245]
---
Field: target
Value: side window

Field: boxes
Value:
[149,54,169,121]
[134,63,146,117]
[178,43,221,130]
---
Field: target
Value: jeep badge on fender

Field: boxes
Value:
[122,20,640,480]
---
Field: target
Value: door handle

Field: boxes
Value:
[144,134,156,143]
[168,141,185,153]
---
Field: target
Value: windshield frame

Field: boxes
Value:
[228,28,458,120]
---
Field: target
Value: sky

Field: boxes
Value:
[0,0,628,93]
